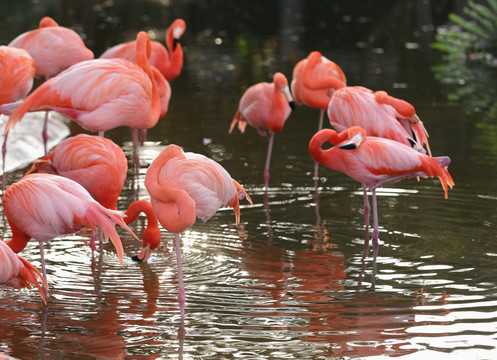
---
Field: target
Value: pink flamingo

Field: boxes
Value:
[29,134,160,256]
[145,144,252,316]
[230,72,295,189]
[302,51,431,155]
[0,240,48,304]
[3,173,139,293]
[8,16,93,80]
[309,126,454,252]
[0,46,36,187]
[291,51,347,178]
[100,18,186,81]
[1,31,161,172]
[7,16,94,155]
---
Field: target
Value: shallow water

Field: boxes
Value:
[1,1,497,359]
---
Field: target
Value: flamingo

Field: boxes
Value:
[1,31,161,173]
[291,51,347,179]
[100,18,186,81]
[309,126,454,252]
[29,134,160,256]
[302,51,431,155]
[3,173,139,292]
[144,144,252,316]
[230,72,295,189]
[7,16,94,156]
[8,16,93,80]
[0,46,36,188]
[0,239,48,304]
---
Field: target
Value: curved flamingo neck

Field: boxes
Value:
[374,91,416,118]
[124,199,158,227]
[303,52,346,91]
[125,199,161,251]
[135,31,161,122]
[165,24,184,80]
[5,224,31,253]
[145,145,196,234]
[270,83,288,133]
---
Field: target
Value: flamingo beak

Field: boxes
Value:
[131,247,152,262]
[173,38,180,51]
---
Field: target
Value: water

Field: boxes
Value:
[1,1,497,359]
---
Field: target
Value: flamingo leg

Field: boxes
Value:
[140,129,147,146]
[131,128,141,177]
[313,109,325,180]
[98,130,105,137]
[2,129,9,192]
[363,185,371,253]
[264,132,275,190]
[38,239,48,297]
[42,111,49,155]
[174,233,186,318]
[371,188,379,247]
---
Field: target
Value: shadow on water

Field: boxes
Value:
[1,1,497,359]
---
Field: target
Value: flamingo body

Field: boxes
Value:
[145,144,252,315]
[3,173,138,265]
[292,53,346,110]
[0,46,36,105]
[309,126,454,246]
[0,240,48,303]
[309,127,453,196]
[145,144,252,234]
[100,18,186,81]
[328,86,431,155]
[31,134,127,210]
[230,72,294,188]
[9,17,93,79]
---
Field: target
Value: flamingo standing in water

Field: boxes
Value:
[7,16,94,156]
[29,134,161,257]
[230,72,295,190]
[3,173,139,293]
[1,31,161,173]
[309,126,454,251]
[0,46,36,187]
[292,51,347,178]
[0,240,48,304]
[145,144,252,316]
[100,18,186,81]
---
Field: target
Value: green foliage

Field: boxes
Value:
[432,0,497,60]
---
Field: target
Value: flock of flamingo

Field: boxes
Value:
[0,16,454,317]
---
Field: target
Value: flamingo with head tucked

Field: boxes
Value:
[0,240,48,304]
[145,144,252,316]
[230,72,295,189]
[291,51,347,178]
[8,16,93,80]
[309,126,454,252]
[7,16,94,156]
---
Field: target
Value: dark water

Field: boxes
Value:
[1,1,497,359]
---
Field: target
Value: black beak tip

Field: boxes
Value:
[289,101,296,111]
[131,255,143,262]
[173,38,180,51]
